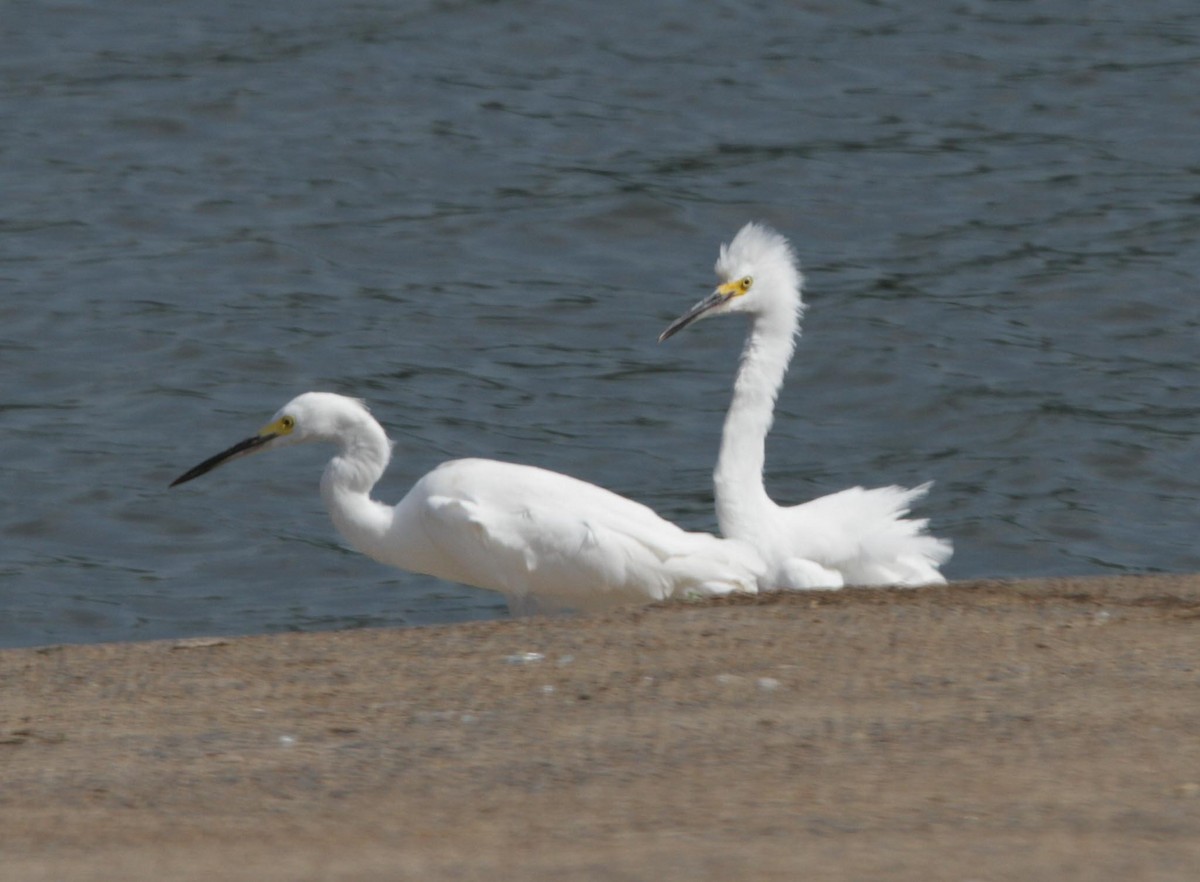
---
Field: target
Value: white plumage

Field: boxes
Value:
[660,222,952,589]
[171,392,766,613]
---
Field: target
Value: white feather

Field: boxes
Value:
[173,392,766,614]
[662,223,952,589]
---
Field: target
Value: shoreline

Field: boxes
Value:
[4,574,1200,880]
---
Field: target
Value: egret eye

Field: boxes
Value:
[280,415,295,431]
[740,276,753,292]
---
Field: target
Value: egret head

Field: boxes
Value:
[659,222,803,341]
[169,392,371,487]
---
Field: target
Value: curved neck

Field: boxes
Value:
[714,308,798,537]
[319,415,396,561]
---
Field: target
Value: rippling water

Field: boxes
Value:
[3,1,1199,647]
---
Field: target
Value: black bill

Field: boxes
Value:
[658,289,735,342]
[169,432,276,487]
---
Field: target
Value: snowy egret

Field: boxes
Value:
[660,222,952,589]
[170,392,766,613]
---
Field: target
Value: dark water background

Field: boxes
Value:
[3,0,1199,648]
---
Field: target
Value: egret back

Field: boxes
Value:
[389,458,765,612]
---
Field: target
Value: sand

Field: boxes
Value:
[3,574,1200,880]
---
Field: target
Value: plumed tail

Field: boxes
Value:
[660,535,766,598]
[783,482,952,588]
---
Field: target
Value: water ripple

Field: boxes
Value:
[2,0,1199,646]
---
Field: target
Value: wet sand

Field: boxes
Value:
[4,574,1200,880]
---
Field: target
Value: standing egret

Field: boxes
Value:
[659,222,952,589]
[170,392,766,613]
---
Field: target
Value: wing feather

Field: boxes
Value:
[416,459,762,611]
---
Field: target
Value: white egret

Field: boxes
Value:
[170,392,766,613]
[660,222,952,589]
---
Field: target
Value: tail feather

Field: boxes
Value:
[783,482,951,587]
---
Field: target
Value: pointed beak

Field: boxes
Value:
[169,431,278,487]
[658,286,737,342]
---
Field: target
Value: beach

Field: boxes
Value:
[4,574,1200,881]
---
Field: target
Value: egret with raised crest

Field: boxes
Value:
[660,223,951,589]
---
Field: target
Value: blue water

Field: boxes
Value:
[3,0,1199,648]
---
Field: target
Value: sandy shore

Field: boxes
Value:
[4,574,1200,880]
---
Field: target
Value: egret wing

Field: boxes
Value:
[416,459,761,611]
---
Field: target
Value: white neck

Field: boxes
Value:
[714,306,797,538]
[318,415,399,563]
